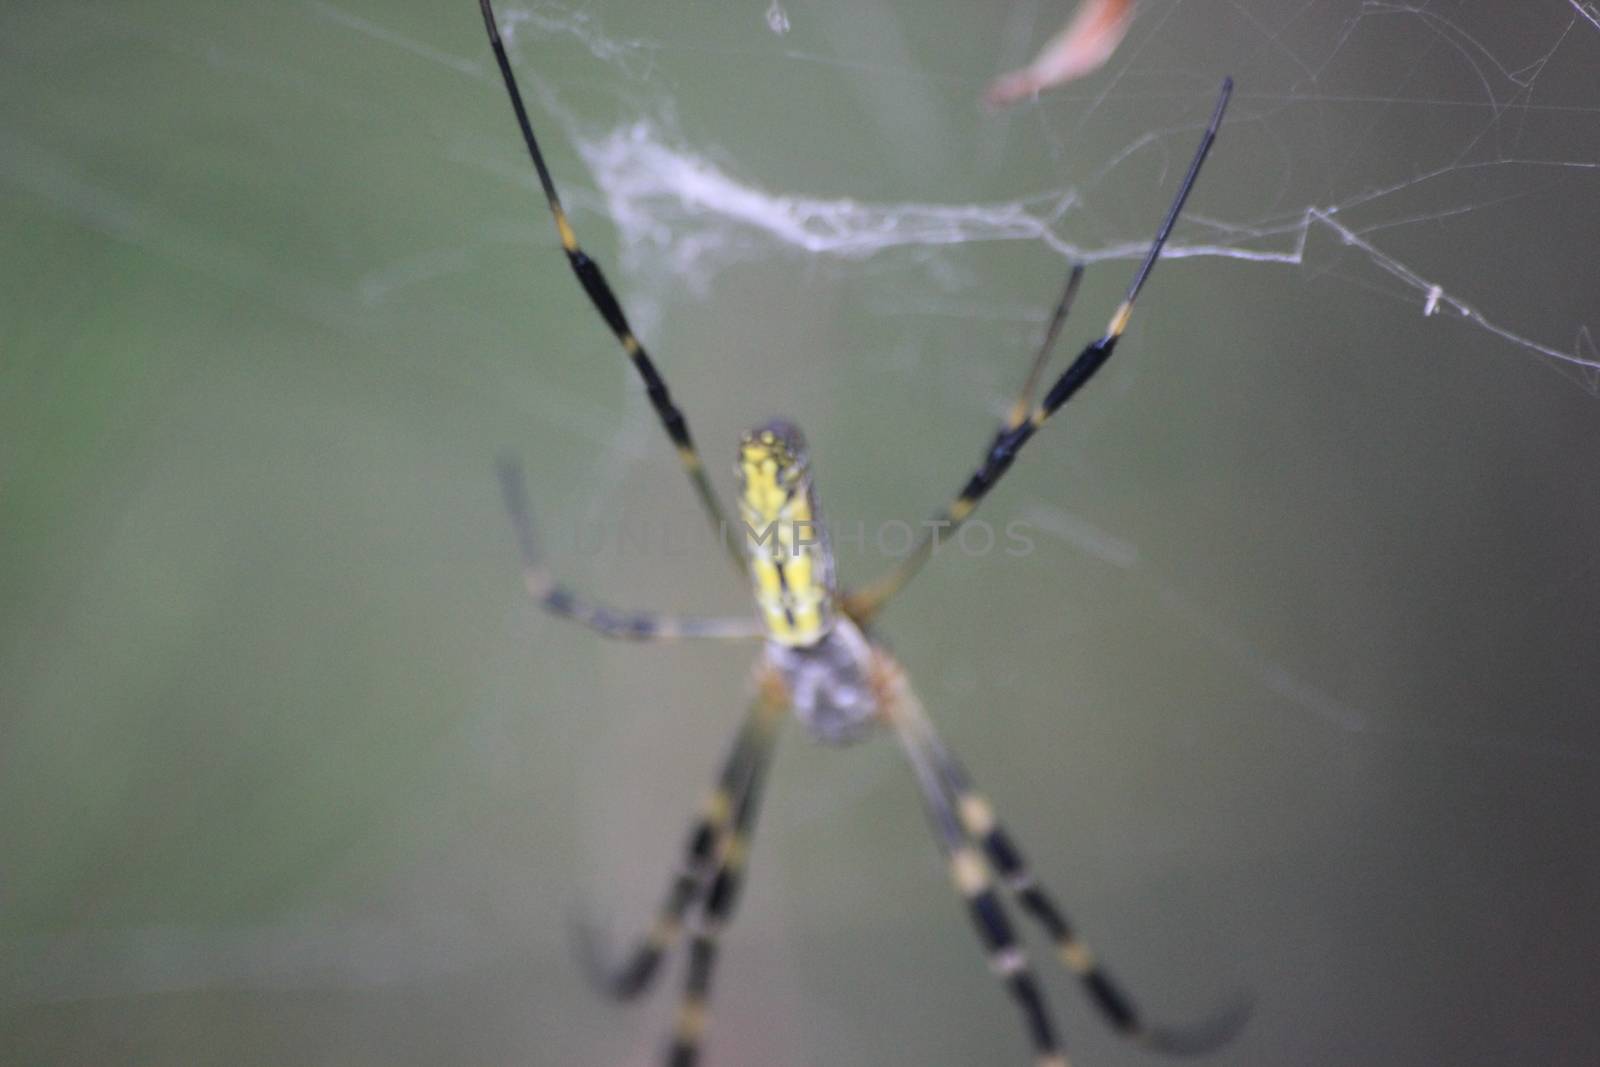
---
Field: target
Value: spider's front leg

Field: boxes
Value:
[895,692,1251,1056]
[573,666,788,1067]
[664,668,787,1067]
[576,701,765,1000]
[878,659,1071,1066]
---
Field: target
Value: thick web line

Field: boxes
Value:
[445,0,1592,390]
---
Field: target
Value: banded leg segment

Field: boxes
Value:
[1006,264,1085,433]
[898,696,1249,1055]
[479,0,743,572]
[845,80,1232,624]
[882,668,1068,1067]
[498,458,761,642]
[577,698,769,1001]
[667,676,786,1067]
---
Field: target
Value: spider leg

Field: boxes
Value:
[845,79,1232,625]
[665,669,787,1066]
[897,693,1250,1055]
[479,0,744,572]
[1006,264,1085,432]
[575,694,770,1000]
[498,458,762,642]
[582,716,755,1004]
[882,668,1069,1067]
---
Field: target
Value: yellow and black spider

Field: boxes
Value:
[479,2,1243,1063]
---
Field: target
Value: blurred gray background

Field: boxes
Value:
[3,2,1598,1065]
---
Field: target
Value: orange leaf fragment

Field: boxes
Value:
[985,0,1136,107]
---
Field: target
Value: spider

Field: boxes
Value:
[478,2,1242,1063]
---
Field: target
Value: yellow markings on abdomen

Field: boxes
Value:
[739,437,834,648]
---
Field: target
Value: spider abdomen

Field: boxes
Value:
[738,420,838,647]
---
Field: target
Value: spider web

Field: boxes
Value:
[487,0,1600,390]
[5,3,1599,1063]
[466,0,1600,763]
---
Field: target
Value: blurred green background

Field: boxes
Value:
[3,2,1599,1065]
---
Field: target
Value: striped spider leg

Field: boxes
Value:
[576,666,787,1067]
[846,79,1233,624]
[665,666,787,1066]
[884,662,1251,1060]
[479,0,744,573]
[497,457,761,642]
[878,656,1071,1066]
